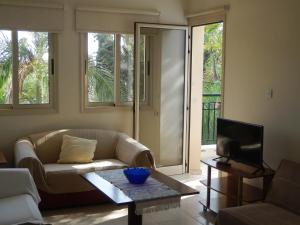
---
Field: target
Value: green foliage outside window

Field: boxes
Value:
[18,32,49,104]
[139,36,146,103]
[202,22,224,145]
[0,30,50,105]
[0,31,12,104]
[87,33,115,103]
[87,33,145,104]
[203,22,223,104]
[120,34,134,102]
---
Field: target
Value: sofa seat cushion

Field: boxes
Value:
[44,159,128,194]
[218,203,300,225]
[0,194,43,225]
[45,159,128,173]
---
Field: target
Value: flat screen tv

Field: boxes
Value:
[216,118,264,168]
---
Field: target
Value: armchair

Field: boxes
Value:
[217,159,300,225]
[0,168,43,225]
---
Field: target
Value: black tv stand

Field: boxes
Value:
[252,166,265,174]
[199,159,275,213]
[213,156,231,165]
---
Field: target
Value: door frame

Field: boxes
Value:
[188,10,227,175]
[133,23,190,175]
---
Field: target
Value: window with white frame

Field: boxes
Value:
[83,32,148,108]
[139,35,150,105]
[0,30,56,110]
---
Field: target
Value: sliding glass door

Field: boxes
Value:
[134,23,189,175]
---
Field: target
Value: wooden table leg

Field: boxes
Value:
[237,176,243,206]
[205,166,211,211]
[128,203,142,225]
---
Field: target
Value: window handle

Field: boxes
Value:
[51,59,54,75]
[147,61,150,76]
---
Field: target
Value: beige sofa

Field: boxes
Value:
[217,159,300,225]
[14,129,155,195]
[0,169,44,225]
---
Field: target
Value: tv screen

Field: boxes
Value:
[216,118,264,168]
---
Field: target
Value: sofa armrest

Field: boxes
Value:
[14,139,47,191]
[115,134,155,168]
[0,168,41,204]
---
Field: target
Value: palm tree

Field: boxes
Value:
[120,34,134,102]
[204,23,223,83]
[18,32,49,104]
[88,33,114,102]
[0,31,13,103]
[0,31,49,104]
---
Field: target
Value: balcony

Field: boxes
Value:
[202,94,222,146]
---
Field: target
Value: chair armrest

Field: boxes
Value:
[14,139,47,191]
[15,139,40,166]
[0,168,41,204]
[115,134,155,168]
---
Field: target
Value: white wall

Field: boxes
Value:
[186,0,300,168]
[189,26,204,174]
[0,0,187,164]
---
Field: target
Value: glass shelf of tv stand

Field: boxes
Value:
[202,158,274,178]
[201,176,263,202]
[199,189,245,213]
[199,158,275,213]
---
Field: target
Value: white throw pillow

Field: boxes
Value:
[57,135,97,164]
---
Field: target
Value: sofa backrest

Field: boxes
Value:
[28,129,120,164]
[266,159,300,215]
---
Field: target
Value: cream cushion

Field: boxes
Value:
[58,135,97,163]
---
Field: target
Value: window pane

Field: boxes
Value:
[201,22,224,145]
[139,35,146,102]
[0,30,12,104]
[120,34,134,102]
[87,33,115,103]
[203,22,223,97]
[18,31,49,104]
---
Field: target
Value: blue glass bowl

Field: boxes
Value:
[123,168,151,184]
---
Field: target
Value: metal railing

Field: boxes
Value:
[202,94,222,145]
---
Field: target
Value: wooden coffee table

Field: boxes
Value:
[82,169,199,225]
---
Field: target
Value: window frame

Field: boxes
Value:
[139,35,152,109]
[187,9,227,118]
[84,32,116,107]
[0,30,58,113]
[81,32,137,111]
[81,32,152,111]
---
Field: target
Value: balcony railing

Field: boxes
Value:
[202,94,222,145]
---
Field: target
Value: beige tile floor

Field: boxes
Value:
[43,150,218,225]
[43,172,218,225]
